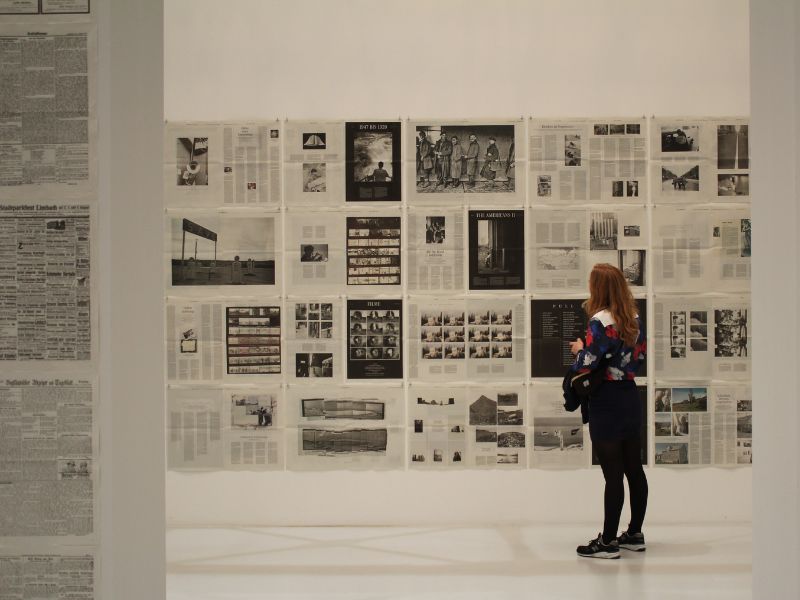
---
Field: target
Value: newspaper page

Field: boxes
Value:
[712,208,751,291]
[284,120,345,207]
[164,121,281,206]
[652,206,711,291]
[651,117,749,204]
[529,118,647,204]
[285,385,404,470]
[0,552,95,599]
[653,295,750,381]
[0,23,96,198]
[225,305,281,376]
[528,383,589,468]
[711,385,752,465]
[592,385,648,466]
[0,203,92,362]
[466,384,527,468]
[0,1,90,13]
[408,384,467,469]
[530,297,647,378]
[468,209,525,290]
[168,386,283,471]
[165,300,224,382]
[407,296,525,381]
[346,299,402,380]
[529,207,648,292]
[407,208,464,292]
[345,121,401,203]
[346,212,402,288]
[286,298,341,382]
[0,378,95,538]
[285,210,346,290]
[407,120,525,205]
[166,210,281,295]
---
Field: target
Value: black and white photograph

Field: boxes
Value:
[171,216,276,286]
[425,216,445,243]
[346,216,401,285]
[58,459,91,480]
[498,431,526,448]
[179,328,197,353]
[537,247,580,272]
[627,181,639,197]
[533,417,583,451]
[737,439,752,464]
[226,306,281,375]
[671,387,708,412]
[740,219,751,257]
[618,249,646,286]
[303,163,326,192]
[176,137,209,185]
[415,124,515,192]
[672,412,689,436]
[564,134,581,166]
[717,124,748,169]
[609,124,625,135]
[654,414,672,437]
[230,393,278,428]
[737,413,752,438]
[346,121,401,202]
[295,353,333,378]
[469,394,498,426]
[301,428,388,455]
[589,212,618,250]
[347,299,402,379]
[593,124,609,135]
[655,442,688,465]
[626,123,641,135]
[300,243,328,262]
[624,225,641,237]
[295,302,333,339]
[468,210,525,290]
[302,398,384,420]
[660,125,700,152]
[612,180,624,197]
[654,388,672,412]
[714,309,749,357]
[717,174,749,196]
[537,175,552,197]
[661,165,700,192]
[302,132,326,150]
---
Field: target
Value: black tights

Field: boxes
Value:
[593,436,648,544]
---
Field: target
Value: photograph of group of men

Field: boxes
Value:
[416,124,515,192]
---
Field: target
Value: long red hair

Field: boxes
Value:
[583,263,639,347]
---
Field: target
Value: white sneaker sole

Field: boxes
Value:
[577,551,620,559]
[619,544,646,552]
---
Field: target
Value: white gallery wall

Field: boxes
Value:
[161,0,753,527]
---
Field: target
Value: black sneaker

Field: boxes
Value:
[617,530,646,552]
[576,533,620,559]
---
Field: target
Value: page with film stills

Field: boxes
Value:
[529,118,647,204]
[408,384,468,469]
[165,299,225,382]
[285,298,341,382]
[284,385,405,471]
[529,207,648,293]
[653,295,750,381]
[407,208,465,292]
[406,296,525,382]
[467,209,525,290]
[345,121,401,203]
[167,386,284,471]
[653,383,751,467]
[465,384,527,469]
[166,209,281,296]
[225,305,281,377]
[407,119,525,205]
[528,383,590,469]
[346,212,402,288]
[346,299,403,380]
[285,211,347,291]
[164,121,281,206]
[284,120,346,207]
[650,117,749,204]
[530,297,647,379]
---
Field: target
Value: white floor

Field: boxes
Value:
[167,523,751,599]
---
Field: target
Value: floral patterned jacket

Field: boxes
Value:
[569,310,646,380]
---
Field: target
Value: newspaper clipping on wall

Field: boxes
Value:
[468,209,525,290]
[345,121,401,202]
[0,378,95,538]
[0,552,95,599]
[466,385,527,468]
[164,121,281,206]
[529,118,647,204]
[653,384,751,466]
[529,207,648,291]
[346,213,401,287]
[167,386,283,471]
[285,211,346,290]
[408,384,467,468]
[286,298,340,382]
[0,203,91,362]
[407,208,464,292]
[166,300,225,382]
[528,383,589,468]
[0,23,96,198]
[283,120,345,207]
[653,295,750,381]
[407,297,525,381]
[651,117,749,204]
[0,0,90,13]
[408,120,525,205]
[347,299,403,380]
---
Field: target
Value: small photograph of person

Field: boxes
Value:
[300,244,328,262]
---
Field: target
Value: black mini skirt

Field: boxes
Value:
[588,379,640,442]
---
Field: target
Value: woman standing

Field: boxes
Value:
[569,263,648,559]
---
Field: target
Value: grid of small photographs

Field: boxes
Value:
[467,308,513,360]
[349,308,401,361]
[226,306,281,375]
[653,386,708,465]
[420,310,465,360]
[295,302,333,339]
